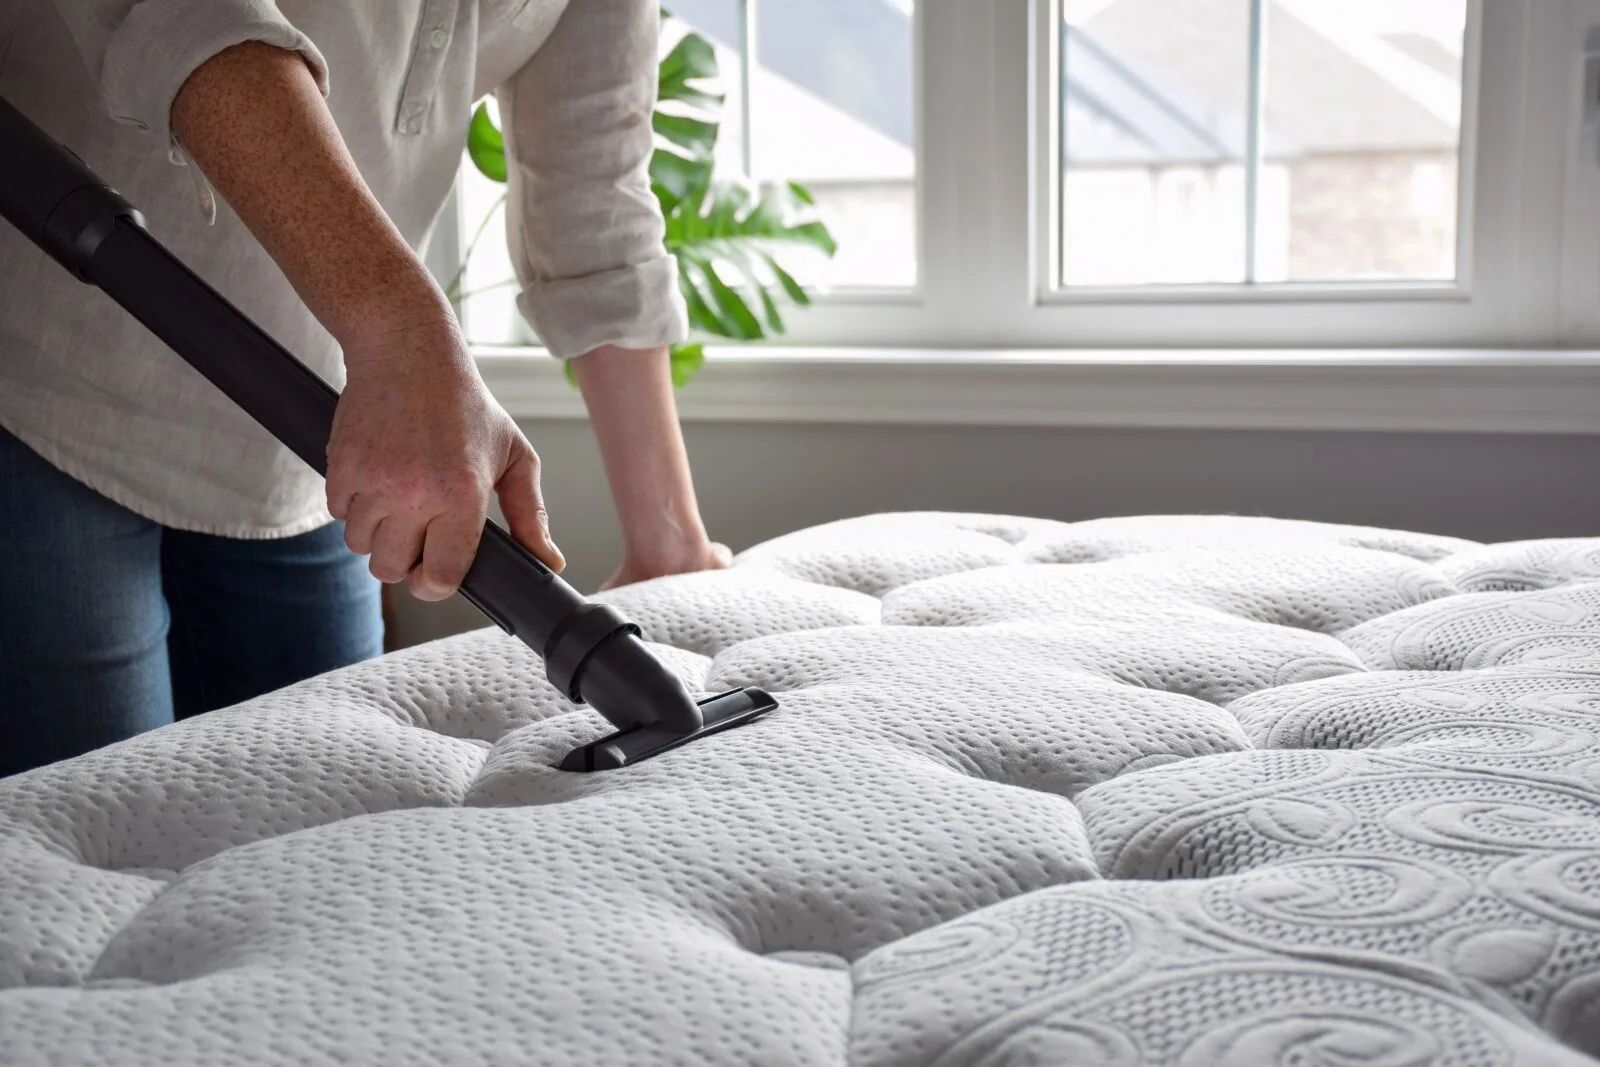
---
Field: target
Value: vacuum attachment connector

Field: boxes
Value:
[559,687,778,772]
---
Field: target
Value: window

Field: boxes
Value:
[1056,0,1468,289]
[451,0,918,345]
[692,0,920,289]
[448,0,1600,352]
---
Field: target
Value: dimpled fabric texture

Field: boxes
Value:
[3,512,1600,1067]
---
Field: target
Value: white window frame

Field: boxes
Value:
[468,0,1600,433]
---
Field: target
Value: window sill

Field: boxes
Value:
[473,345,1600,435]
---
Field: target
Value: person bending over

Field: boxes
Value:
[0,0,726,776]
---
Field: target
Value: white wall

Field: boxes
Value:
[387,416,1600,648]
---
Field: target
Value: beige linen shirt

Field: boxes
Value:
[0,0,686,538]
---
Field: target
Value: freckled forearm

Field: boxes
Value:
[169,41,451,351]
[570,345,710,560]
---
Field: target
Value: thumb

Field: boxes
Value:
[496,444,565,573]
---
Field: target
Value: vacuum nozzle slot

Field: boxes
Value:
[558,687,777,772]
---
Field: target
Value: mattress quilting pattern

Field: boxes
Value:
[2,513,1599,1066]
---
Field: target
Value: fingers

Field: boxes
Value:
[496,444,564,572]
[367,515,426,585]
[325,470,354,522]
[325,379,544,595]
[345,500,484,597]
[324,420,357,522]
[338,480,490,596]
[341,493,384,557]
[410,511,483,601]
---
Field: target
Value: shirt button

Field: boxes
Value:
[430,27,449,48]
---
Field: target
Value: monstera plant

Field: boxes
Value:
[451,23,836,388]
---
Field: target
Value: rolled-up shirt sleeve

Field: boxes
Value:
[52,0,329,160]
[499,0,689,360]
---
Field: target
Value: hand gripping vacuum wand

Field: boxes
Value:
[0,96,775,771]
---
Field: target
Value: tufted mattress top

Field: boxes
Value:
[4,513,1600,1066]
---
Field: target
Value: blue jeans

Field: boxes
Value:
[0,427,384,777]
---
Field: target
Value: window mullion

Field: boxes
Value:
[911,0,985,332]
[738,0,757,180]
[1243,0,1267,284]
[1557,0,1600,338]
[922,0,1035,343]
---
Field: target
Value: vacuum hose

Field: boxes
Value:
[0,94,704,737]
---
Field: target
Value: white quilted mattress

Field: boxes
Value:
[4,513,1600,1066]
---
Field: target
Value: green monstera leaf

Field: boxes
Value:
[466,102,506,182]
[667,179,836,339]
[465,22,836,389]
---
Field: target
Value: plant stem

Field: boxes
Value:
[444,191,509,302]
[457,277,520,301]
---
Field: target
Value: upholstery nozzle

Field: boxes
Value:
[558,686,778,772]
[574,630,704,734]
[556,631,776,771]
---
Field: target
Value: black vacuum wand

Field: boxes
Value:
[0,95,774,771]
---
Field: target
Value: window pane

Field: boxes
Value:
[750,0,917,288]
[672,0,919,290]
[1060,0,1251,286]
[660,1,748,182]
[1263,0,1466,282]
[1056,0,1467,288]
[455,7,749,346]
[457,0,918,345]
[455,101,519,345]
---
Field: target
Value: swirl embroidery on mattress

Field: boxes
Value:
[970,1015,1143,1067]
[1514,689,1600,717]
[1387,798,1600,852]
[1244,797,1357,848]
[1384,722,1597,762]
[1175,1012,1442,1067]
[1342,586,1600,671]
[852,917,1023,988]
[1461,633,1600,670]
[1214,858,1473,928]
[1439,541,1600,592]
[1437,926,1558,984]
[1396,686,1495,713]
[1486,851,1600,929]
